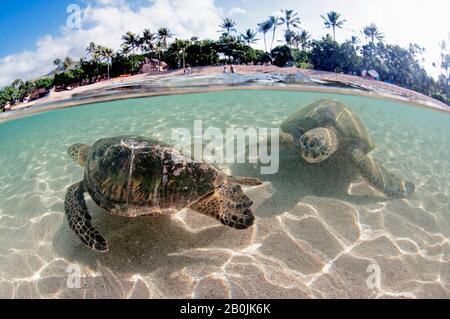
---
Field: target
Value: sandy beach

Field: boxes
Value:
[6,65,448,117]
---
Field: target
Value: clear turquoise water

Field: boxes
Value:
[0,90,449,298]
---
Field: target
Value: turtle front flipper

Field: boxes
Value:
[279,132,295,148]
[190,184,255,229]
[226,176,262,186]
[64,181,108,252]
[351,149,415,198]
[263,132,295,152]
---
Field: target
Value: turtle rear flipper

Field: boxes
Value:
[190,184,255,229]
[64,181,108,252]
[351,149,415,198]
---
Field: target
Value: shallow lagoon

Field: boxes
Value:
[0,89,449,298]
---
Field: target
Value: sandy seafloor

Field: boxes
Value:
[0,89,449,298]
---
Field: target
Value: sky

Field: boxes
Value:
[0,0,449,86]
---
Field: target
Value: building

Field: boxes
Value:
[141,58,168,73]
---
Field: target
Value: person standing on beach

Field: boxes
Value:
[230,64,236,74]
[223,65,228,74]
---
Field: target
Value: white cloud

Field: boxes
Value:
[228,7,247,16]
[0,0,222,86]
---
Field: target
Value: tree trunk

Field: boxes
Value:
[263,34,267,53]
[271,27,276,52]
[158,51,161,72]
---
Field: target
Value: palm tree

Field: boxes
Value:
[350,35,361,50]
[141,29,156,57]
[351,36,360,45]
[11,79,24,102]
[172,39,190,69]
[219,18,237,35]
[85,42,100,75]
[85,41,97,58]
[440,40,449,80]
[284,29,296,48]
[257,20,272,53]
[154,41,163,71]
[268,15,282,52]
[240,29,258,45]
[53,57,75,72]
[53,58,62,69]
[12,79,23,90]
[121,31,140,54]
[321,11,346,42]
[98,46,114,79]
[279,9,301,32]
[297,30,312,50]
[157,27,173,49]
[363,23,384,43]
[62,56,75,70]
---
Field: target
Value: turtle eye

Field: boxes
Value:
[300,135,306,146]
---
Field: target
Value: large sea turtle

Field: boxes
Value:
[279,99,415,197]
[65,136,261,252]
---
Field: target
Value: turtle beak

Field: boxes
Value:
[299,134,329,163]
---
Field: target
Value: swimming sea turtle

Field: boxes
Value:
[279,99,415,197]
[65,136,261,252]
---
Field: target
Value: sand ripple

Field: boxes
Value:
[0,90,449,298]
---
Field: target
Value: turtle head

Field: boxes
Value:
[299,127,339,163]
[68,144,91,167]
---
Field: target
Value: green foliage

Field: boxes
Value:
[291,48,311,64]
[296,61,313,69]
[164,38,234,68]
[1,18,449,108]
[111,54,145,76]
[164,39,191,68]
[54,71,77,87]
[0,86,15,109]
[254,50,272,64]
[361,42,434,95]
[310,35,361,73]
[215,34,259,64]
[270,45,293,67]
[217,34,238,62]
[431,91,448,104]
[34,77,54,90]
[0,79,39,108]
[185,40,219,66]
[233,44,257,64]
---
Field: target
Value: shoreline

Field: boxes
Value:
[2,65,449,122]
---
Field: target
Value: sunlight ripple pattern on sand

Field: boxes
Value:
[0,90,449,298]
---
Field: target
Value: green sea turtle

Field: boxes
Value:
[65,136,262,252]
[279,99,415,198]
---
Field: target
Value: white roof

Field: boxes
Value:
[368,70,379,77]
